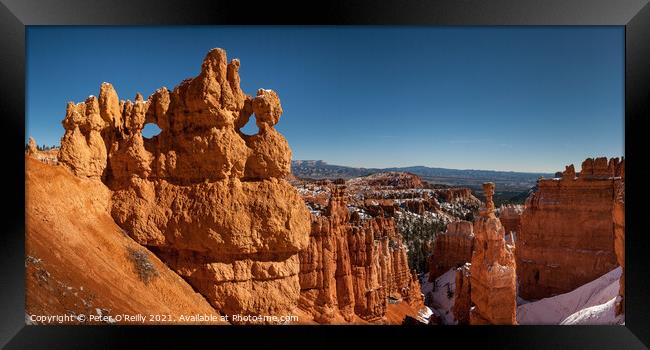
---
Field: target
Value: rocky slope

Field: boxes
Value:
[517,157,623,300]
[26,158,224,324]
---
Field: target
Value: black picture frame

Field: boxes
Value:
[2,0,649,348]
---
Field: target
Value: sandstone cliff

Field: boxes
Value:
[427,220,474,281]
[58,48,312,322]
[517,157,623,300]
[469,182,517,325]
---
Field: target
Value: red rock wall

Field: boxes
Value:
[427,220,474,281]
[517,157,623,300]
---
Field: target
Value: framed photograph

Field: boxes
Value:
[2,0,649,348]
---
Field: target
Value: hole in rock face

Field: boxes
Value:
[240,116,259,136]
[142,123,162,139]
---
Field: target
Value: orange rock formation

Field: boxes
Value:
[613,165,625,315]
[427,220,474,281]
[58,48,311,322]
[517,157,623,300]
[298,186,423,323]
[469,182,517,325]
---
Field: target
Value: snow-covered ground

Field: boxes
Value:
[560,296,622,325]
[517,267,624,325]
[421,266,624,325]
[421,269,458,325]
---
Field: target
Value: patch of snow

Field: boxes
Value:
[422,268,458,325]
[517,266,622,325]
[415,306,434,324]
[560,296,624,325]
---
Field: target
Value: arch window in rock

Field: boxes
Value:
[142,122,162,139]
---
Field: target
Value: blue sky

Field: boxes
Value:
[26,26,624,173]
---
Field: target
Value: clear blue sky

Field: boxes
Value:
[26,26,624,173]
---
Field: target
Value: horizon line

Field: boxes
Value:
[291,159,559,174]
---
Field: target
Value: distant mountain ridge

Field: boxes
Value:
[291,160,554,195]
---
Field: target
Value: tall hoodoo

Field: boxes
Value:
[469,182,517,325]
[58,48,312,321]
[517,157,623,300]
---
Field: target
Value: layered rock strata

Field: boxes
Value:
[517,157,623,300]
[469,182,517,325]
[427,220,474,281]
[298,186,422,323]
[59,48,311,321]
